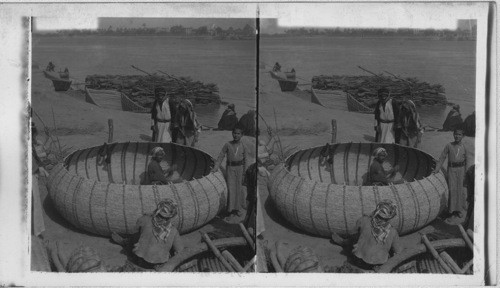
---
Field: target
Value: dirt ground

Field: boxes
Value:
[32,66,475,272]
[32,68,255,269]
[256,69,475,271]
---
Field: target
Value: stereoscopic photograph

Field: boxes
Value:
[256,3,485,276]
[30,16,258,273]
[0,1,494,287]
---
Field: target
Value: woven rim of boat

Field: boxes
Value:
[346,92,374,114]
[120,92,150,113]
[47,142,228,237]
[269,142,448,238]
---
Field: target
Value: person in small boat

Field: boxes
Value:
[212,127,248,217]
[151,87,172,142]
[433,128,468,221]
[145,147,181,185]
[273,62,281,72]
[369,147,403,186]
[463,111,475,137]
[174,99,200,147]
[331,200,403,270]
[441,104,463,132]
[217,103,238,131]
[111,199,184,270]
[374,87,401,144]
[46,61,55,72]
[237,110,256,137]
[398,100,423,148]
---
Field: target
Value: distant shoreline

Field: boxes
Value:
[33,34,475,41]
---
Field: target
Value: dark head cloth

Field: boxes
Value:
[377,87,390,96]
[154,87,166,97]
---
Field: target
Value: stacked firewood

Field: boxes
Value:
[312,74,447,108]
[85,74,221,108]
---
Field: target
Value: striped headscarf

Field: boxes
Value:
[370,200,398,243]
[373,147,387,157]
[152,199,178,241]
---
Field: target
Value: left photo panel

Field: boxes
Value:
[31,16,257,273]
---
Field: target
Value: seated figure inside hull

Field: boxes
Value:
[145,147,182,185]
[369,147,404,186]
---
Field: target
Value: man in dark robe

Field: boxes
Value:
[463,111,475,137]
[237,109,256,137]
[441,104,463,131]
[217,103,238,131]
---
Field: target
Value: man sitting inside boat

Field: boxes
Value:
[217,103,238,131]
[145,147,181,185]
[331,200,403,270]
[369,147,404,185]
[46,61,55,72]
[111,199,184,270]
[273,62,281,72]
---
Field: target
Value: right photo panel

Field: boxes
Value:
[256,3,488,280]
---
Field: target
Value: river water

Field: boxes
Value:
[33,35,476,128]
[32,35,257,127]
[261,36,476,127]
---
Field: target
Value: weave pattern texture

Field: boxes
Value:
[269,143,448,238]
[346,92,375,114]
[120,93,150,113]
[48,142,227,236]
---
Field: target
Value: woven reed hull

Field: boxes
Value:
[120,93,150,113]
[278,79,298,92]
[52,79,72,91]
[269,143,448,237]
[346,92,374,114]
[47,142,227,236]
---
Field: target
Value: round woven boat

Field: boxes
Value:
[269,143,448,238]
[47,142,227,236]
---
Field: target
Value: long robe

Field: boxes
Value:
[174,100,199,147]
[442,109,463,131]
[437,142,467,213]
[376,99,396,143]
[133,215,183,264]
[352,216,402,265]
[217,109,238,131]
[152,100,172,143]
[399,100,422,148]
[215,141,247,213]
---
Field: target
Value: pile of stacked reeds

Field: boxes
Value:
[311,71,447,108]
[85,74,221,108]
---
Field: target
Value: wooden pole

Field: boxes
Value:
[243,256,256,272]
[458,224,474,251]
[201,233,235,272]
[439,251,461,274]
[107,119,113,143]
[460,260,474,274]
[422,235,453,274]
[331,119,337,143]
[221,250,245,272]
[270,249,284,272]
[239,223,255,253]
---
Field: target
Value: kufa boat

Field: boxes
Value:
[47,142,227,236]
[269,143,448,238]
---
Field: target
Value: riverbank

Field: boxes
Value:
[32,68,255,269]
[257,69,475,271]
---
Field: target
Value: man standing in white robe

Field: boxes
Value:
[151,87,172,143]
[374,87,400,144]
